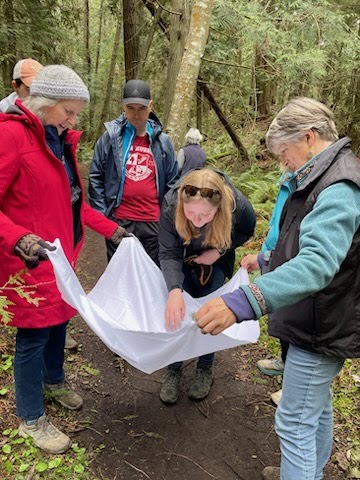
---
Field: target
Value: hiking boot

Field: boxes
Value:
[44,381,83,410]
[188,368,213,400]
[19,415,71,454]
[160,370,181,404]
[270,388,282,406]
[262,466,280,480]
[65,331,78,350]
[257,357,284,376]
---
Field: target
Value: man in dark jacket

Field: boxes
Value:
[89,79,178,264]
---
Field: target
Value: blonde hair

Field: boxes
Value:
[175,169,235,250]
[266,97,339,153]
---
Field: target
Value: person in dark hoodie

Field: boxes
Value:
[0,65,128,455]
[158,168,256,404]
[89,79,178,265]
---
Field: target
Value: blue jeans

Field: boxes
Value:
[275,344,344,480]
[169,264,225,372]
[13,321,68,421]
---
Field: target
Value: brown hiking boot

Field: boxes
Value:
[44,381,83,410]
[19,415,71,454]
[262,466,280,480]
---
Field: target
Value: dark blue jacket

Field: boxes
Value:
[89,112,178,217]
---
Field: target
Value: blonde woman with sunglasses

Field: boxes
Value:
[158,168,256,404]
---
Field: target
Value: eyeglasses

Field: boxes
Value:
[182,185,221,201]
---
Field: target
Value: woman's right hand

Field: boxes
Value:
[240,253,260,272]
[165,289,185,331]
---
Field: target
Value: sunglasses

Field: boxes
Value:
[183,185,221,201]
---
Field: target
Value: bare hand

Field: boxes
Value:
[195,297,236,335]
[165,289,185,331]
[194,248,221,266]
[240,253,259,272]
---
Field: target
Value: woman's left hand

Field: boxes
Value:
[193,248,221,266]
[165,289,185,331]
[195,297,236,335]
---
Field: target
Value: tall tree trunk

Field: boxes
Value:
[163,0,190,128]
[95,0,105,75]
[137,4,161,78]
[166,0,214,151]
[95,13,122,141]
[196,81,202,131]
[141,0,247,156]
[2,0,16,92]
[83,0,91,135]
[123,0,140,80]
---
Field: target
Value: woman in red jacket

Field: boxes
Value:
[0,65,127,454]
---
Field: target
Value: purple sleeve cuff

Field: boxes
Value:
[257,252,265,271]
[221,288,256,323]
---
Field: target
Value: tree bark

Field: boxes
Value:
[1,0,16,90]
[95,0,105,75]
[123,0,140,80]
[95,12,122,140]
[166,0,214,151]
[163,0,190,128]
[141,0,248,158]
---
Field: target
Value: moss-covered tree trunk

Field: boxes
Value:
[166,0,214,151]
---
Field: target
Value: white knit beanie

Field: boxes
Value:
[30,65,90,102]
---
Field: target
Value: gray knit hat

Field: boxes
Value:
[30,65,90,102]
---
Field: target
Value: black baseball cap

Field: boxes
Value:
[122,79,151,106]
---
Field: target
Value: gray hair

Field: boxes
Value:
[185,128,203,145]
[22,96,58,123]
[265,97,339,153]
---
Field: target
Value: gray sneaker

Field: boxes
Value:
[159,370,181,404]
[262,466,280,480]
[65,331,78,350]
[19,415,71,454]
[44,381,83,410]
[257,357,285,376]
[188,368,213,400]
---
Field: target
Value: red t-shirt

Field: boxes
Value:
[113,135,160,222]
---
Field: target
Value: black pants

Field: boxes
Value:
[106,218,160,266]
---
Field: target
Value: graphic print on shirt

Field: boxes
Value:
[113,135,160,222]
[126,143,154,182]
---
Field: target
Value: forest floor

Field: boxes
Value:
[63,167,345,480]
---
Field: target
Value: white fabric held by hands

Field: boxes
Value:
[47,238,259,374]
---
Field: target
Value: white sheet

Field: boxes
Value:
[47,238,259,374]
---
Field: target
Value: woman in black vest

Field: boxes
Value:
[195,98,360,480]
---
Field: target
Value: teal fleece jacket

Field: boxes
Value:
[231,181,360,319]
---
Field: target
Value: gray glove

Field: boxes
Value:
[15,234,55,269]
[110,226,133,245]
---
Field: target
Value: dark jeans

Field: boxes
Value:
[13,321,68,421]
[106,218,160,266]
[169,263,225,372]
